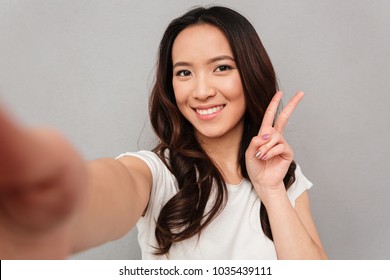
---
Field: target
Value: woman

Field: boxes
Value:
[0,6,327,259]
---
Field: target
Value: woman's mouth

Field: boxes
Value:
[195,105,225,116]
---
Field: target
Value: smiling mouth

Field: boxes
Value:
[195,105,225,116]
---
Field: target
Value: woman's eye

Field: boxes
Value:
[215,65,232,72]
[176,70,191,77]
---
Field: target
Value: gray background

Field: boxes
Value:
[0,0,389,260]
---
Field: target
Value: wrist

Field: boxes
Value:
[254,184,288,208]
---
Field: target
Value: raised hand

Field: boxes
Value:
[245,91,304,199]
[0,106,87,259]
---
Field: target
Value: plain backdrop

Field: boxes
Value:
[0,0,389,260]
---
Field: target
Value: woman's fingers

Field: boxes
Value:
[246,134,272,159]
[0,106,32,185]
[254,132,281,159]
[257,143,292,162]
[252,130,293,161]
[274,91,304,133]
[258,91,304,136]
[0,105,67,187]
[258,91,283,136]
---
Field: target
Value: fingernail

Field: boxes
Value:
[255,150,262,158]
[262,134,270,140]
[260,154,267,160]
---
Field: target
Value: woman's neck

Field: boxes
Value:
[196,122,244,185]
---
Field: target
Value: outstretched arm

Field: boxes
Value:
[70,155,151,254]
[0,106,151,259]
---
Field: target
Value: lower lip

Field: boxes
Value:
[195,108,224,120]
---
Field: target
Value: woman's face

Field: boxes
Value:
[171,24,246,141]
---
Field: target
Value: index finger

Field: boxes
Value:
[274,91,304,133]
[258,91,283,135]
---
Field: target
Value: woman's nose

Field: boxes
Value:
[192,75,216,100]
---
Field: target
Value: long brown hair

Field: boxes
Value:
[149,6,296,255]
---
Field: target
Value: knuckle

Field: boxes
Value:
[262,143,270,151]
[279,110,289,121]
[250,136,261,146]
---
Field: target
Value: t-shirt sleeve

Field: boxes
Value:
[116,150,161,181]
[286,164,313,207]
[116,150,176,217]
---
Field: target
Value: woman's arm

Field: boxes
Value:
[0,106,151,259]
[260,189,327,259]
[70,156,151,254]
[245,91,327,259]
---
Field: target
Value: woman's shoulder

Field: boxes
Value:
[117,149,177,195]
[117,150,160,160]
[118,150,178,220]
[116,150,168,173]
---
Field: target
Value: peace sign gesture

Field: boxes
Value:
[245,91,304,200]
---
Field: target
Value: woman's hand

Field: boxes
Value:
[0,106,87,259]
[245,91,304,200]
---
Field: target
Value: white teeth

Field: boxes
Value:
[196,105,224,116]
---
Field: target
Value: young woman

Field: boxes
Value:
[0,6,327,259]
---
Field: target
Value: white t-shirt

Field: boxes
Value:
[118,150,313,259]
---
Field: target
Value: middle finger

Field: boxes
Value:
[274,91,304,133]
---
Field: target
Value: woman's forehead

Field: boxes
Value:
[171,24,233,64]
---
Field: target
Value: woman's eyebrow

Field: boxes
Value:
[172,55,235,69]
[207,55,235,64]
[172,61,192,69]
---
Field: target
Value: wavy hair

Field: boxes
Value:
[149,6,296,255]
